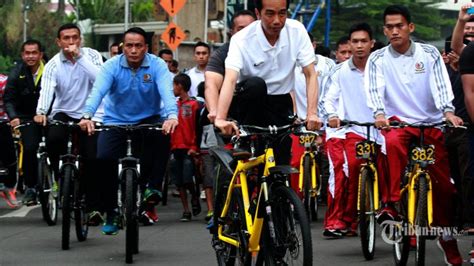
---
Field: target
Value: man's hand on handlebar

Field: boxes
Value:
[328,116,340,128]
[163,118,178,135]
[34,115,47,126]
[215,118,239,136]
[306,114,323,131]
[78,119,95,136]
[444,112,464,127]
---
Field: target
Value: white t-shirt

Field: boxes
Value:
[225,19,315,95]
[294,54,335,119]
[185,66,204,97]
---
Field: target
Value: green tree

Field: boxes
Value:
[308,0,455,48]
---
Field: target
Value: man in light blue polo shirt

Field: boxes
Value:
[79,27,178,235]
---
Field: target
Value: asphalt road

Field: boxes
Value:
[0,192,473,265]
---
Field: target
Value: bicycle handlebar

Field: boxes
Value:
[93,123,163,132]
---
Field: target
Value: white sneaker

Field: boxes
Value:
[200,190,206,200]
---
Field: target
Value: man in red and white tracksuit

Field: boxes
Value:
[321,22,380,237]
[366,5,464,265]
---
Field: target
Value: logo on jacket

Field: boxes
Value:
[414,62,425,74]
[143,74,152,83]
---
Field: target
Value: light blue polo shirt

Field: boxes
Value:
[83,53,177,125]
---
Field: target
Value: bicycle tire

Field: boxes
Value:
[415,174,428,266]
[359,167,376,260]
[125,169,138,264]
[393,183,410,266]
[215,187,249,266]
[38,156,57,226]
[302,154,312,220]
[74,177,88,242]
[61,164,73,250]
[263,185,312,266]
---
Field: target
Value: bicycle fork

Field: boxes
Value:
[298,152,318,196]
[407,171,433,226]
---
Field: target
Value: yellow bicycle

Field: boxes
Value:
[391,121,454,266]
[293,126,321,221]
[210,124,313,266]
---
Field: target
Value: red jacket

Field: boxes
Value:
[170,97,200,152]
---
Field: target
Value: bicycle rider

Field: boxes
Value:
[366,5,463,265]
[321,23,378,237]
[4,39,45,205]
[214,0,322,163]
[79,27,178,235]
[34,23,105,225]
[0,74,18,208]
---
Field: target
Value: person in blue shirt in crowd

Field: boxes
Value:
[79,27,178,235]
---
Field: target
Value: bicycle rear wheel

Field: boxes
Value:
[74,176,88,242]
[38,156,57,226]
[61,165,73,250]
[125,169,139,264]
[359,167,376,260]
[215,187,249,266]
[263,185,312,266]
[415,174,428,266]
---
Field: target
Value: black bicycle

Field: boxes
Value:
[49,121,88,250]
[15,122,58,225]
[96,123,163,264]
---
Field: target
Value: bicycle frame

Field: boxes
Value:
[298,149,318,196]
[218,146,276,255]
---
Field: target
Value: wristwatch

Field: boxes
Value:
[81,113,92,120]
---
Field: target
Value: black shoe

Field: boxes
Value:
[22,188,37,206]
[180,212,191,222]
[87,211,104,226]
[323,229,343,238]
[191,197,201,216]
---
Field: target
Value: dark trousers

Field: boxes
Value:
[19,123,40,188]
[97,116,169,213]
[47,113,99,212]
[445,128,474,226]
[230,77,293,165]
[0,122,17,188]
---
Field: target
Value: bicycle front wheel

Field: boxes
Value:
[61,164,73,250]
[359,167,376,260]
[415,173,428,266]
[263,185,312,266]
[215,187,249,266]
[125,169,139,264]
[302,154,312,220]
[74,176,88,242]
[38,156,57,226]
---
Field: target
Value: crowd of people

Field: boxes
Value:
[0,0,474,265]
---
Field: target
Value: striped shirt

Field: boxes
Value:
[365,41,454,123]
[37,47,104,120]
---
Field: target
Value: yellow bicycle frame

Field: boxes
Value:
[357,162,380,211]
[298,152,318,196]
[13,129,24,176]
[217,147,277,257]
[406,167,433,227]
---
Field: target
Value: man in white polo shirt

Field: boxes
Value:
[186,42,210,97]
[214,0,321,164]
[321,23,377,237]
[366,5,463,264]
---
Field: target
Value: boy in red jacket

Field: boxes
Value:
[170,73,201,221]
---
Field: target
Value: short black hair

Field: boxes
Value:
[336,36,350,50]
[371,40,386,52]
[57,23,81,39]
[158,49,173,58]
[171,59,179,68]
[383,5,411,24]
[315,45,331,57]
[197,81,205,98]
[231,10,257,28]
[21,39,43,52]
[173,73,191,92]
[124,27,147,42]
[194,41,210,53]
[349,22,373,40]
[110,42,120,49]
[254,0,290,12]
